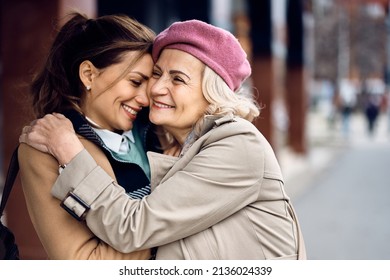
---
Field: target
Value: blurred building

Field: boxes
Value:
[311,0,388,113]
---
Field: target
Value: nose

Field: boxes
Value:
[135,89,149,107]
[149,76,169,97]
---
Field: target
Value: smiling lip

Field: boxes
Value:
[122,104,140,120]
[152,101,175,109]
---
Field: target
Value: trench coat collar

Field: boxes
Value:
[149,113,237,189]
[180,113,236,157]
[200,113,236,136]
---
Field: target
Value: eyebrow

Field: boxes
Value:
[132,71,150,80]
[154,65,190,80]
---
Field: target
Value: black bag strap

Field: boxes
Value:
[0,146,19,216]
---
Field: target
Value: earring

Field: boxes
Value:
[86,85,91,91]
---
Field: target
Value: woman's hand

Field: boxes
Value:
[19,113,84,165]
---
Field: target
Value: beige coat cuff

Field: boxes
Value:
[51,149,113,206]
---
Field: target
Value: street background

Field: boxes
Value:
[2,0,390,259]
[280,110,390,259]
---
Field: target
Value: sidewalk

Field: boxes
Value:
[278,110,389,200]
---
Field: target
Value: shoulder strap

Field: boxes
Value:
[0,146,19,216]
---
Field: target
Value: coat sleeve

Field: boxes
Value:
[18,142,150,260]
[51,127,265,253]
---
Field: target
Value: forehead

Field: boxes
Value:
[156,49,204,74]
[120,52,153,70]
[93,53,153,93]
[131,53,154,73]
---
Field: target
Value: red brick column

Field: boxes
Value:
[286,0,307,154]
[1,0,96,260]
[248,0,276,148]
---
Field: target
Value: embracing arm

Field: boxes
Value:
[51,127,264,253]
[18,124,150,259]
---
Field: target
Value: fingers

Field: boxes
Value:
[22,125,30,134]
[19,113,76,154]
[20,125,38,144]
[19,127,35,145]
[19,124,50,153]
[33,113,65,130]
[19,125,40,144]
[42,113,73,129]
[19,132,27,144]
[53,112,66,119]
[37,113,64,124]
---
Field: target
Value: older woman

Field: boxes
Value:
[20,20,306,260]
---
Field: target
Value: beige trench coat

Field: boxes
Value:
[52,115,306,259]
[18,139,150,259]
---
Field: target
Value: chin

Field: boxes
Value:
[149,115,162,126]
[119,123,133,132]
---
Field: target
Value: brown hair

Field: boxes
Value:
[31,12,155,118]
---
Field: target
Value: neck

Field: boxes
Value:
[164,127,192,146]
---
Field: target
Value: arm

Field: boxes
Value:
[52,127,264,253]
[19,127,150,259]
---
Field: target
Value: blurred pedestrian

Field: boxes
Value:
[363,78,384,136]
[338,79,358,138]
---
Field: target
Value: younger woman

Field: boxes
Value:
[18,12,159,259]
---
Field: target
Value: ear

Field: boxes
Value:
[79,60,97,90]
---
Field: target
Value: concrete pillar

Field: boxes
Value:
[1,0,96,260]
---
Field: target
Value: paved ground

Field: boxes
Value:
[280,111,390,259]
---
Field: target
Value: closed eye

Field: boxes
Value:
[131,80,142,87]
[152,70,162,79]
[173,76,186,84]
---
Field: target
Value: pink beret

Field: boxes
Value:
[152,20,251,91]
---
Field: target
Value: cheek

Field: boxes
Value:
[192,98,208,116]
[146,80,153,93]
[147,79,157,98]
[93,91,121,118]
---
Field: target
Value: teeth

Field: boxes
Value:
[154,101,174,109]
[123,104,138,115]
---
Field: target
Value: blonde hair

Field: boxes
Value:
[190,66,259,135]
[202,66,260,121]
